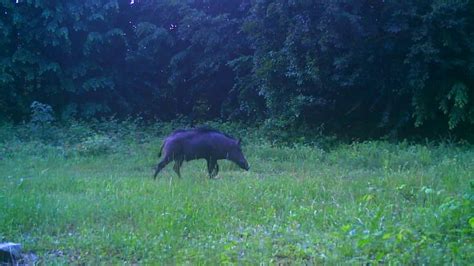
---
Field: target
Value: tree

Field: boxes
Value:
[1,0,473,139]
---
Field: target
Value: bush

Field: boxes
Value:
[27,101,61,143]
[74,134,116,156]
[61,121,96,144]
[30,101,55,125]
[0,123,16,143]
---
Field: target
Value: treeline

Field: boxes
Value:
[1,0,473,139]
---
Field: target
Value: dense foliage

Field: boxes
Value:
[1,0,473,138]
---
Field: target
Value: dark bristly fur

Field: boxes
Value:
[153,128,249,179]
[172,127,236,140]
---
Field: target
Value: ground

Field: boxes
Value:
[0,124,473,264]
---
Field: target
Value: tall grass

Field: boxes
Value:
[0,122,472,264]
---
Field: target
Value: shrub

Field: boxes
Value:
[30,101,55,125]
[0,123,15,143]
[74,134,116,156]
[27,101,61,143]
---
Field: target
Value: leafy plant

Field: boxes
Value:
[74,134,116,156]
[30,101,55,125]
[1,0,473,140]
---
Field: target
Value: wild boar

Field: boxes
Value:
[153,128,250,179]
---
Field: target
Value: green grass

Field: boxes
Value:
[0,128,473,264]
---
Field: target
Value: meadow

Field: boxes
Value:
[0,122,473,264]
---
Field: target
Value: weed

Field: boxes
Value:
[0,123,472,264]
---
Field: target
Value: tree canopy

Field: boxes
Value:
[1,0,473,139]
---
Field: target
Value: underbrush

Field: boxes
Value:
[0,122,472,264]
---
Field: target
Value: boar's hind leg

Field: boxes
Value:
[213,163,219,178]
[153,156,172,180]
[207,159,219,178]
[173,159,183,178]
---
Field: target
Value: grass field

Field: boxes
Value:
[0,123,473,264]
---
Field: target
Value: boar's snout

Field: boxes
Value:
[240,160,250,171]
[233,156,249,171]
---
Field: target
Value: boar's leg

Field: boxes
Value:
[153,156,172,179]
[207,159,219,178]
[173,159,183,178]
[213,163,219,178]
